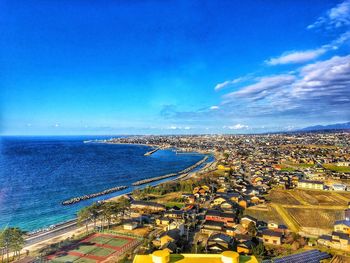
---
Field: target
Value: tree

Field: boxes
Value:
[247,221,257,237]
[0,229,6,263]
[0,227,25,262]
[77,207,91,233]
[89,203,101,230]
[9,228,24,260]
[252,242,265,257]
[0,228,12,263]
[101,202,120,229]
[118,197,130,218]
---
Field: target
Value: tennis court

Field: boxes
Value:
[48,232,138,263]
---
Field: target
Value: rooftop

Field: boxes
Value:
[133,250,258,263]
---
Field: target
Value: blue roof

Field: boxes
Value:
[335,220,350,227]
[268,249,331,263]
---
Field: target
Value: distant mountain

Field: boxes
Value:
[301,122,350,131]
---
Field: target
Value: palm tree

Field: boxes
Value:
[0,229,5,263]
[0,227,25,262]
[89,203,101,230]
[0,228,12,263]
[118,197,130,218]
[77,207,91,233]
[9,228,24,260]
[102,202,121,229]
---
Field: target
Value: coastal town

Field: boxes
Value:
[3,0,350,262]
[2,132,350,263]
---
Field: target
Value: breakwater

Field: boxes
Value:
[178,156,208,174]
[132,173,178,186]
[132,155,209,186]
[62,185,128,205]
[144,148,160,156]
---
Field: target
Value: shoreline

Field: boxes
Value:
[24,155,215,246]
[25,144,215,237]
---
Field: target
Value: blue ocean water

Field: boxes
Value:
[0,136,205,231]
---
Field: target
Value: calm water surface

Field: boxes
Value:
[0,136,205,231]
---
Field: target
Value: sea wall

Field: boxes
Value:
[132,155,209,186]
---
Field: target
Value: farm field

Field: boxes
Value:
[286,208,344,229]
[289,190,350,206]
[267,189,301,205]
[323,164,350,173]
[265,189,349,234]
[48,232,139,263]
[245,205,285,225]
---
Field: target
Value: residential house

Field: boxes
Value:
[156,217,172,226]
[159,229,181,247]
[334,220,350,234]
[131,201,166,212]
[241,215,258,229]
[201,221,224,235]
[167,221,185,236]
[205,210,236,227]
[262,229,283,245]
[297,180,324,190]
[123,220,138,230]
[207,233,234,252]
[164,210,184,220]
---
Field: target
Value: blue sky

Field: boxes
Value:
[1,0,349,135]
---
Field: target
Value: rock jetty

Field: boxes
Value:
[62,185,128,205]
[144,148,160,156]
[132,173,178,186]
[132,155,209,186]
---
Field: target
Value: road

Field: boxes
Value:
[270,203,299,232]
[25,219,82,247]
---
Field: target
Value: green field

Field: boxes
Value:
[165,202,185,209]
[74,258,96,263]
[323,164,350,173]
[51,255,81,263]
[73,245,96,255]
[49,233,135,262]
[90,235,128,247]
[89,236,111,244]
[107,238,128,247]
[90,247,115,257]
[279,162,315,171]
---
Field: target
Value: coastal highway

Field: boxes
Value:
[25,219,82,246]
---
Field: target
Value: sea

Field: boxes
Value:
[0,136,208,231]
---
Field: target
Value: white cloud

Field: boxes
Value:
[291,55,350,100]
[307,0,350,30]
[210,106,219,110]
[223,124,249,130]
[266,48,326,65]
[224,75,296,101]
[219,54,350,121]
[167,125,191,130]
[266,31,350,66]
[54,123,60,127]
[214,76,248,91]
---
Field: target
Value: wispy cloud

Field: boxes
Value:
[223,124,249,130]
[214,76,251,91]
[166,125,191,130]
[210,106,219,110]
[307,0,350,30]
[221,54,350,120]
[265,48,327,65]
[265,29,350,66]
[223,75,296,101]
